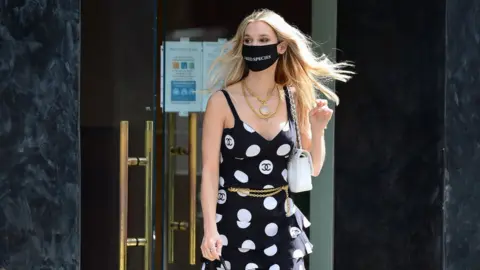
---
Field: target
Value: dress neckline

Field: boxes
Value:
[221,86,293,142]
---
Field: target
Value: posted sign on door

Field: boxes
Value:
[161,40,227,115]
[163,41,203,114]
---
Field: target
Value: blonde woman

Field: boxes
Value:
[200,9,352,270]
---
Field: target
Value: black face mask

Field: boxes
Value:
[242,43,280,72]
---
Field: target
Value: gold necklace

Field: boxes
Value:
[242,83,280,119]
[242,80,276,117]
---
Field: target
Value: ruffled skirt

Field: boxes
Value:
[202,189,313,270]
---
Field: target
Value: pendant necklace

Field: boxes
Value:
[242,80,280,120]
[242,80,276,117]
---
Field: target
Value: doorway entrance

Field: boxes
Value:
[80,0,157,268]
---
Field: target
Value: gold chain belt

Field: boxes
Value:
[227,185,292,216]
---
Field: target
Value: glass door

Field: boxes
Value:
[159,2,312,270]
[80,0,158,269]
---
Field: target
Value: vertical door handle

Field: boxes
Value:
[144,121,154,270]
[167,113,178,264]
[166,113,198,265]
[188,113,198,265]
[119,122,129,270]
[167,113,188,264]
[119,121,154,270]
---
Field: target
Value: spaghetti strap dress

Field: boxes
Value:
[202,87,313,270]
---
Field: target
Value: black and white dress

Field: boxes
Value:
[203,88,313,270]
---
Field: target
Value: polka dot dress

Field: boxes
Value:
[202,88,313,270]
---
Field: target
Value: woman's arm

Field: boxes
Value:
[201,91,226,235]
[301,127,326,177]
[300,97,331,177]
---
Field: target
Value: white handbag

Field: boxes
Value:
[286,87,314,193]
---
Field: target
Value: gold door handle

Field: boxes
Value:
[167,113,178,264]
[167,114,189,264]
[188,112,198,265]
[166,113,198,265]
[119,121,154,270]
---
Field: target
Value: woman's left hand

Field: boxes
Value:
[309,99,333,132]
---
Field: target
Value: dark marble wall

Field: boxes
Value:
[0,1,80,269]
[335,0,480,269]
[334,0,446,269]
[444,0,480,269]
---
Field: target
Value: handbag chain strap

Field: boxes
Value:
[286,86,302,149]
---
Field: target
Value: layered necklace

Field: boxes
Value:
[241,80,280,120]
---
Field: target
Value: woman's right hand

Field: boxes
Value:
[201,230,223,261]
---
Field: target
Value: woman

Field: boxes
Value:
[200,9,352,270]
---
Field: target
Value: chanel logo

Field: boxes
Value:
[259,160,273,175]
[224,135,234,149]
[261,163,272,171]
[217,189,227,204]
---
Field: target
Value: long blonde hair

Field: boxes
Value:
[208,9,353,134]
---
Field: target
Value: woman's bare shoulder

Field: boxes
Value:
[216,82,242,105]
[206,90,228,110]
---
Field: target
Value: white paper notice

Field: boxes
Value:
[164,41,203,113]
[201,41,226,111]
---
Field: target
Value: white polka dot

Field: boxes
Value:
[219,177,225,187]
[234,170,249,183]
[237,221,251,229]
[241,240,256,250]
[276,144,291,156]
[285,198,296,216]
[283,123,290,131]
[265,223,278,237]
[245,262,259,269]
[263,197,277,210]
[303,216,312,228]
[264,244,278,256]
[238,248,250,253]
[244,123,255,133]
[259,160,273,175]
[225,135,234,149]
[245,144,261,157]
[263,185,274,189]
[290,226,301,238]
[237,209,252,222]
[216,214,223,223]
[269,264,280,270]
[201,263,206,270]
[220,153,223,163]
[292,249,305,259]
[282,169,288,181]
[220,234,228,246]
[218,261,231,270]
[217,189,227,204]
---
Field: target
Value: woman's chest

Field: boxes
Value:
[221,121,296,160]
